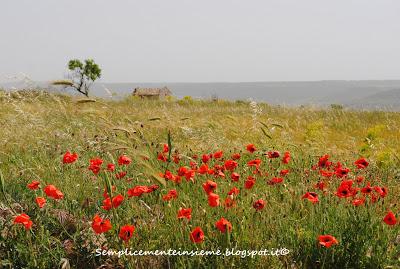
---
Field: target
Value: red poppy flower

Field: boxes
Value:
[361,182,373,195]
[214,163,224,171]
[165,171,178,182]
[280,169,289,176]
[231,153,241,160]
[335,180,357,198]
[208,193,220,207]
[35,197,46,208]
[282,151,291,164]
[244,176,256,189]
[190,227,204,243]
[203,180,217,194]
[63,151,78,164]
[356,176,364,183]
[318,155,331,168]
[157,153,167,162]
[202,154,211,164]
[107,163,115,172]
[171,175,181,184]
[115,171,127,179]
[89,158,103,174]
[127,186,150,197]
[370,193,379,203]
[102,198,112,210]
[118,155,132,166]
[92,215,112,234]
[224,197,236,208]
[352,198,365,206]
[224,160,238,171]
[190,161,198,170]
[27,180,40,190]
[185,170,196,182]
[267,151,280,158]
[319,170,334,178]
[14,213,33,230]
[90,158,103,166]
[253,199,266,211]
[314,181,327,191]
[336,166,350,178]
[217,171,226,179]
[173,154,181,164]
[197,164,208,174]
[267,177,284,185]
[89,165,101,175]
[212,164,220,171]
[383,211,397,226]
[177,166,188,176]
[228,187,240,196]
[335,186,352,198]
[162,170,175,181]
[318,235,338,248]
[163,189,178,201]
[163,143,169,153]
[247,159,262,168]
[44,184,64,200]
[230,172,240,182]
[213,151,223,159]
[177,208,192,220]
[119,225,135,242]
[374,186,388,198]
[112,194,124,208]
[215,217,232,233]
[132,185,156,195]
[213,150,224,159]
[148,185,159,192]
[302,192,319,204]
[335,163,350,178]
[246,144,256,153]
[354,158,369,169]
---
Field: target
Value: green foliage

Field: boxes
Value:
[67,58,102,97]
[165,95,176,102]
[180,96,194,103]
[366,124,386,141]
[376,149,393,168]
[305,120,325,142]
[68,59,84,70]
[330,104,344,110]
[235,99,249,105]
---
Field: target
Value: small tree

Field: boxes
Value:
[66,59,101,97]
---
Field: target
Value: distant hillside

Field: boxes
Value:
[347,89,400,110]
[1,80,400,110]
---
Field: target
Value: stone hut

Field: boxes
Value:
[132,87,172,99]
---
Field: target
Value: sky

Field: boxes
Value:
[1,0,400,82]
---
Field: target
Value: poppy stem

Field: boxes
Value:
[164,130,173,174]
[225,224,231,247]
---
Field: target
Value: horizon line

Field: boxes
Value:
[2,79,400,84]
[99,79,400,84]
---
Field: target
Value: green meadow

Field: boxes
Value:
[0,90,399,268]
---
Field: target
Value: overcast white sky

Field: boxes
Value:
[1,0,399,82]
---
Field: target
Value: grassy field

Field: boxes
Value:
[0,90,399,268]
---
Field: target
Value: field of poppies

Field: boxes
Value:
[0,90,400,268]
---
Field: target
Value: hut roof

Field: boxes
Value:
[133,87,172,96]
